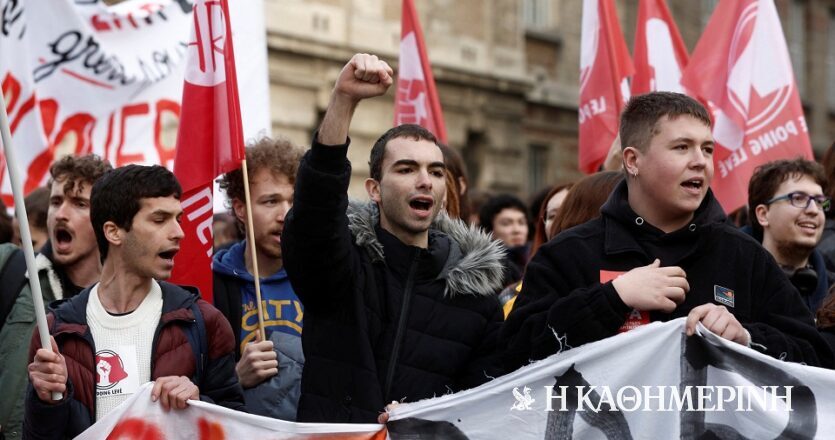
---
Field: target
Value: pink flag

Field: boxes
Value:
[170,0,246,302]
[631,0,688,95]
[578,0,634,173]
[395,0,447,143]
[681,0,812,212]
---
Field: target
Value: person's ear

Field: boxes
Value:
[103,221,122,247]
[232,198,246,224]
[365,178,382,203]
[622,146,640,177]
[755,204,770,229]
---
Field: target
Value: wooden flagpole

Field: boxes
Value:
[240,158,266,341]
[0,91,62,400]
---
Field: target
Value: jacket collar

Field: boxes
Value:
[24,240,65,300]
[50,281,199,335]
[212,240,289,283]
[599,180,727,259]
[346,200,506,297]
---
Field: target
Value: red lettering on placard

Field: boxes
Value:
[1,71,182,205]
[116,103,150,166]
[154,99,180,168]
[198,417,226,440]
[2,72,21,112]
[106,418,163,440]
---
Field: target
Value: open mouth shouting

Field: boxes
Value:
[53,225,74,253]
[409,195,435,219]
[681,178,704,195]
[158,248,179,266]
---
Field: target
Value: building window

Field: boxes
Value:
[788,0,807,97]
[523,0,550,29]
[529,144,549,193]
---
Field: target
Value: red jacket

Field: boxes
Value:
[24,282,244,439]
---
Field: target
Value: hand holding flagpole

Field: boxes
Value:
[0,91,62,401]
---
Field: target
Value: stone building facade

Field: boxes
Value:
[259,0,835,199]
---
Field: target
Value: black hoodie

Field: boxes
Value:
[500,180,834,372]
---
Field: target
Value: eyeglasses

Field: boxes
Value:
[765,191,831,212]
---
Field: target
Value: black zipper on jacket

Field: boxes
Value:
[383,248,421,402]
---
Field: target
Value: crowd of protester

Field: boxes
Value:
[2,53,835,438]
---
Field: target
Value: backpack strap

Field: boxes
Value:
[184,301,209,386]
[0,248,28,332]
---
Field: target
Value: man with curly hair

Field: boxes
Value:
[213,137,305,420]
[0,154,111,440]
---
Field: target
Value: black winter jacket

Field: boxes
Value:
[501,181,834,372]
[816,219,835,273]
[282,140,506,423]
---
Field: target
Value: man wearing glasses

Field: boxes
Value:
[748,159,833,314]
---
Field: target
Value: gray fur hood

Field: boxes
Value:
[346,200,507,298]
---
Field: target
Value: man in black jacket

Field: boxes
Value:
[502,92,834,372]
[282,53,506,423]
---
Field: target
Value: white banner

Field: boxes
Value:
[387,318,835,439]
[0,0,270,207]
[78,319,835,439]
[76,383,385,439]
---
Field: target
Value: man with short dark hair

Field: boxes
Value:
[501,92,833,372]
[479,194,530,287]
[282,53,506,423]
[24,165,244,439]
[747,159,832,314]
[213,137,305,420]
[0,154,110,440]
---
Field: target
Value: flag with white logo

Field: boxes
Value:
[681,0,813,212]
[631,0,688,95]
[395,0,447,143]
[169,0,246,302]
[578,0,634,173]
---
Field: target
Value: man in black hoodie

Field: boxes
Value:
[501,92,834,372]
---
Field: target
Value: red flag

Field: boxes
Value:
[578,0,634,173]
[631,0,688,95]
[395,0,447,143]
[681,0,812,212]
[170,0,246,302]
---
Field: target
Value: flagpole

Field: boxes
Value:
[0,92,62,401]
[240,158,266,341]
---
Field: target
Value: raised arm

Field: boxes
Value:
[317,53,393,145]
[282,54,393,313]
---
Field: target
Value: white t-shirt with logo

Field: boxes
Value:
[87,280,162,420]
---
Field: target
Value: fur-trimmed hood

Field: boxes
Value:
[346,200,506,297]
[25,249,65,301]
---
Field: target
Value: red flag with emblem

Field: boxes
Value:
[170,0,245,302]
[681,0,812,212]
[395,0,447,143]
[578,0,634,173]
[631,0,688,95]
